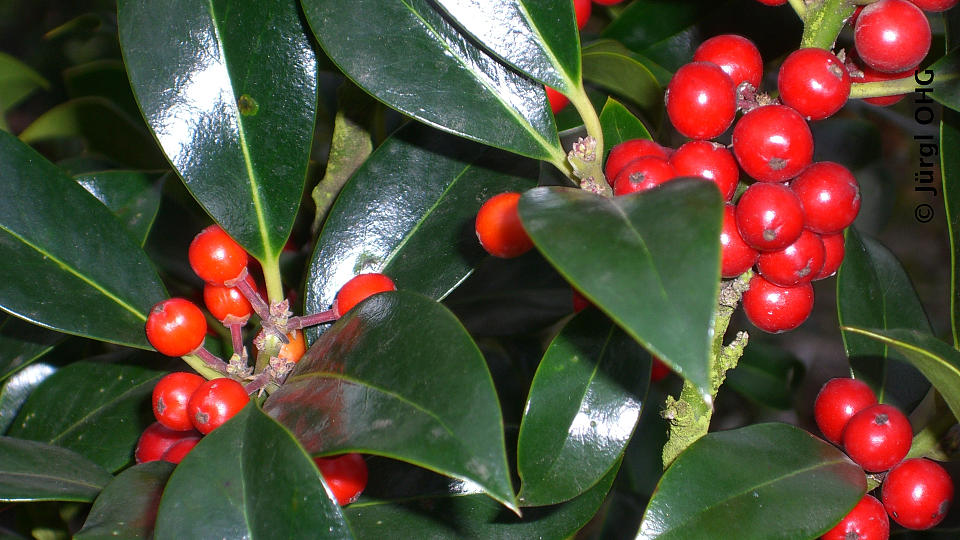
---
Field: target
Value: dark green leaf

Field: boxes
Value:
[300,0,565,163]
[638,423,865,539]
[517,179,722,398]
[0,436,112,503]
[581,41,662,121]
[0,363,59,434]
[840,328,960,424]
[304,121,538,328]
[942,109,960,347]
[0,316,63,382]
[64,59,142,122]
[725,341,804,410]
[0,130,167,349]
[838,227,931,411]
[599,97,653,153]
[154,404,351,539]
[344,456,617,539]
[517,308,649,506]
[601,0,715,71]
[929,49,960,113]
[266,291,517,512]
[8,362,162,472]
[810,118,882,171]
[74,171,164,246]
[118,0,318,261]
[75,461,173,540]
[431,0,581,92]
[0,52,49,130]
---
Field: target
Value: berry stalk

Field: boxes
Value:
[800,0,856,50]
[849,76,922,99]
[567,83,612,197]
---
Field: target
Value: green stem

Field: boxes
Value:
[800,0,856,50]
[570,82,604,158]
[260,254,284,305]
[787,0,807,19]
[849,77,916,99]
[566,83,612,197]
[182,353,227,380]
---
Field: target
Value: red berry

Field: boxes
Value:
[778,48,851,121]
[855,0,931,73]
[545,86,569,114]
[188,225,248,285]
[160,437,201,464]
[853,62,914,106]
[755,0,787,4]
[475,192,534,259]
[732,105,814,182]
[334,272,398,316]
[791,162,861,234]
[187,378,250,434]
[815,233,845,280]
[153,372,206,431]
[612,156,677,195]
[135,422,203,463]
[650,357,671,382]
[842,403,913,472]
[592,0,625,4]
[882,458,954,530]
[669,140,739,201]
[757,230,825,286]
[693,34,763,89]
[908,0,958,10]
[146,298,208,357]
[813,378,878,444]
[574,0,591,29]
[203,275,256,323]
[742,275,814,333]
[604,139,672,182]
[822,494,890,540]
[572,289,591,313]
[720,203,759,278]
[314,453,369,505]
[278,330,306,363]
[665,62,737,140]
[735,183,805,252]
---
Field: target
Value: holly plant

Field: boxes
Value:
[4,0,960,538]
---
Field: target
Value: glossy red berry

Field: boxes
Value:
[665,62,737,140]
[855,0,931,73]
[813,377,878,444]
[604,139,672,182]
[742,275,814,333]
[160,437,201,464]
[815,233,845,280]
[909,0,959,11]
[188,225,248,285]
[203,275,256,323]
[822,494,890,540]
[693,34,763,89]
[135,422,203,463]
[146,298,207,357]
[669,140,739,201]
[882,458,954,530]
[791,162,861,234]
[853,62,914,106]
[612,156,677,195]
[757,230,825,286]
[314,453,369,505]
[574,0,591,29]
[720,203,759,278]
[732,105,814,182]
[735,183,805,252]
[153,372,206,431]
[334,272,398,316]
[475,192,534,259]
[842,403,913,472]
[778,48,851,120]
[545,86,569,114]
[187,378,250,434]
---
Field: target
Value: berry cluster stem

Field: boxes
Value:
[787,0,807,19]
[567,83,611,196]
[799,0,856,50]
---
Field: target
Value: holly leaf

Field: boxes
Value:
[0,436,113,503]
[0,315,63,382]
[599,97,653,152]
[942,109,960,347]
[724,341,805,410]
[74,170,164,247]
[75,461,174,540]
[0,363,59,434]
[0,52,49,131]
[581,40,662,121]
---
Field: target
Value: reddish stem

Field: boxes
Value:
[229,323,245,356]
[191,346,230,373]
[232,271,271,320]
[288,309,338,330]
[244,372,270,395]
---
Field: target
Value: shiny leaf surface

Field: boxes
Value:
[300,0,564,162]
[838,227,931,411]
[118,0,318,260]
[0,436,112,502]
[942,109,960,347]
[0,363,58,434]
[581,41,662,120]
[8,362,162,472]
[928,51,960,113]
[517,308,649,506]
[725,341,804,410]
[599,97,653,152]
[155,404,350,538]
[638,423,865,539]
[304,121,538,329]
[517,179,722,398]
[74,170,163,246]
[0,315,62,382]
[0,130,166,349]
[75,461,173,540]
[266,291,517,512]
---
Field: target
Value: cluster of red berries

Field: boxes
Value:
[815,378,954,536]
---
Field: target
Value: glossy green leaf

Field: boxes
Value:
[0,130,166,349]
[928,50,960,113]
[266,291,517,512]
[0,52,48,130]
[118,0,318,261]
[0,316,63,382]
[601,0,716,71]
[942,109,960,347]
[581,41,662,120]
[599,97,653,153]
[64,60,142,123]
[0,363,59,434]
[638,423,865,539]
[517,308,649,506]
[344,456,617,539]
[8,362,162,472]
[838,227,931,411]
[74,171,164,246]
[300,0,564,163]
[154,404,350,539]
[517,179,722,398]
[841,328,960,424]
[75,461,174,540]
[304,121,538,327]
[0,436,113,503]
[431,0,581,92]
[725,341,804,410]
